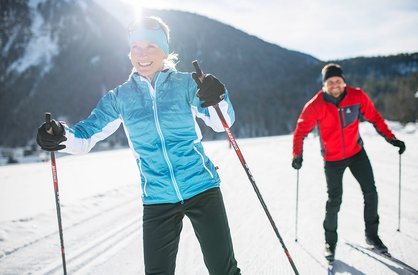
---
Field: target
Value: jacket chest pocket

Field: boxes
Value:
[340,104,360,128]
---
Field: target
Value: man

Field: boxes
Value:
[291,63,406,263]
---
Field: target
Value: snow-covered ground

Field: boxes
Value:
[0,122,417,274]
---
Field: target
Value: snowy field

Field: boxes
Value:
[0,122,417,274]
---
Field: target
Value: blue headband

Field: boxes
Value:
[129,26,169,54]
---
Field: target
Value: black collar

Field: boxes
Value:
[323,90,347,106]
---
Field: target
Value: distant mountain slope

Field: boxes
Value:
[0,1,416,147]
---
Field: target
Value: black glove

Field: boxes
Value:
[389,138,406,155]
[292,156,303,170]
[36,120,67,151]
[192,73,226,108]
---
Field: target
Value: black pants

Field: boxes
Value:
[323,149,379,246]
[143,187,241,275]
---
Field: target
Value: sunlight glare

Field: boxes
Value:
[123,0,170,21]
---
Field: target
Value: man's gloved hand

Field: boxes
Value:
[36,120,67,151]
[292,156,303,170]
[389,138,406,155]
[192,73,226,108]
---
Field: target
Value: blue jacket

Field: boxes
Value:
[62,69,235,204]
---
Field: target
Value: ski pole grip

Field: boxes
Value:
[192,60,206,87]
[192,60,203,77]
[45,112,53,134]
[192,60,220,108]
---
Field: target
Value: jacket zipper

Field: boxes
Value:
[148,73,184,202]
[338,108,346,157]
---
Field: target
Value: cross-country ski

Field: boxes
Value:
[344,240,418,274]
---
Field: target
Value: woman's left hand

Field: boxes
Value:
[192,73,226,108]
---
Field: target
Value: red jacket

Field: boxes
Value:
[293,86,395,161]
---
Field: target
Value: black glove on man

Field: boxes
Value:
[292,156,303,170]
[37,119,67,151]
[389,138,406,154]
[192,73,226,108]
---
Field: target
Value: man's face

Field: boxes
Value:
[323,76,346,98]
[130,41,167,80]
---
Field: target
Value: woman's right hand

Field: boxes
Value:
[36,120,67,151]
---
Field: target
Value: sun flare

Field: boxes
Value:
[123,0,168,21]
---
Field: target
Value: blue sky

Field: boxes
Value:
[125,0,418,61]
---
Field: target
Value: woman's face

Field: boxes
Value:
[130,40,167,81]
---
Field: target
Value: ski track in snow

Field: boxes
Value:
[0,184,142,274]
[0,127,417,274]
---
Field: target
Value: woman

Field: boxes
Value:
[37,16,241,275]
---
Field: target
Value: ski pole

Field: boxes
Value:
[295,170,299,242]
[45,112,67,275]
[397,154,402,232]
[192,61,299,275]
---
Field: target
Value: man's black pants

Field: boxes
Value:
[323,148,379,246]
[143,187,241,275]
